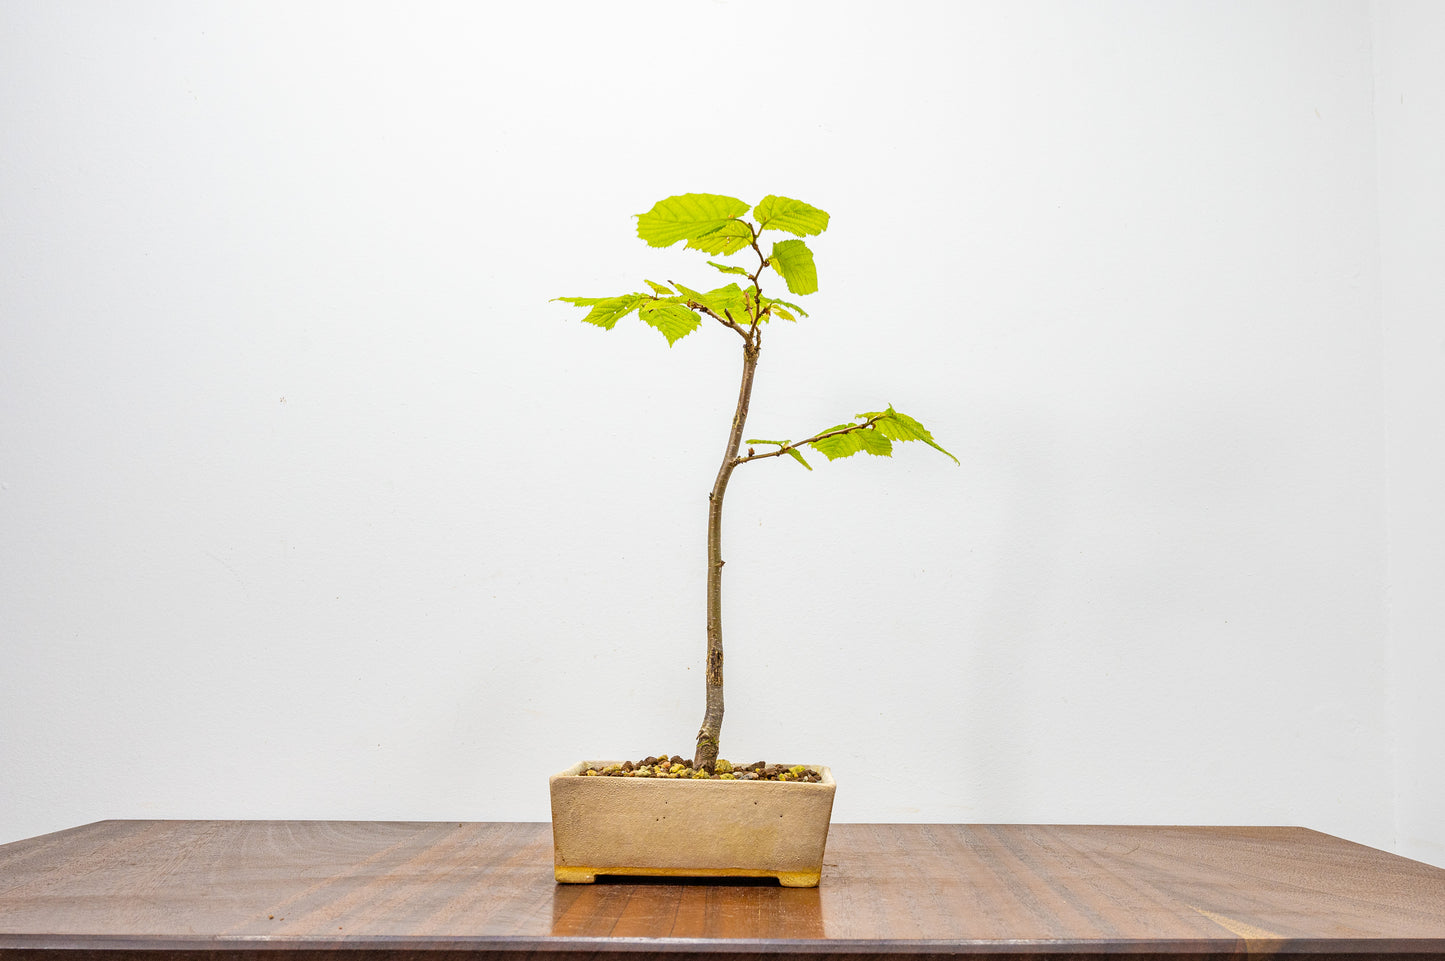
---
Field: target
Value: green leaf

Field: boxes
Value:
[859,430,894,457]
[759,295,809,320]
[707,260,750,276]
[699,283,748,318]
[636,193,751,248]
[808,424,869,461]
[758,295,809,321]
[809,424,893,461]
[644,279,674,296]
[638,301,700,345]
[859,407,961,464]
[686,219,752,256]
[803,408,957,464]
[743,438,814,471]
[674,282,750,322]
[768,239,818,295]
[554,294,647,330]
[754,195,830,236]
[671,281,706,303]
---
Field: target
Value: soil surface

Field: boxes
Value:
[579,756,824,782]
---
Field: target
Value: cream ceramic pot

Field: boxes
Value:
[549,761,836,887]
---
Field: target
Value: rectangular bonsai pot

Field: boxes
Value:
[549,761,836,887]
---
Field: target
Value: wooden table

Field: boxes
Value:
[2,821,1443,959]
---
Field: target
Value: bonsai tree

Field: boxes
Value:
[557,193,956,774]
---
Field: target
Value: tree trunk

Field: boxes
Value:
[694,339,760,772]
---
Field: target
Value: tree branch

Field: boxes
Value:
[735,416,884,466]
[747,223,768,348]
[681,296,748,339]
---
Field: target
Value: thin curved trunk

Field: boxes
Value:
[694,340,760,772]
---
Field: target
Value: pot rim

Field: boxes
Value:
[554,760,835,785]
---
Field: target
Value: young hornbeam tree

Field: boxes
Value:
[557,193,957,774]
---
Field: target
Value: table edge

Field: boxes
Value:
[4,934,1445,957]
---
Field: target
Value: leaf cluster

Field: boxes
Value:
[555,193,957,468]
[554,193,826,346]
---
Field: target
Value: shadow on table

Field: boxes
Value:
[551,875,825,938]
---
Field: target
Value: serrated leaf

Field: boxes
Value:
[686,219,752,256]
[700,283,748,317]
[636,193,751,248]
[860,407,960,464]
[760,296,809,319]
[707,261,750,276]
[760,300,793,322]
[754,195,830,236]
[554,294,647,330]
[859,430,893,457]
[807,425,892,460]
[644,279,674,296]
[638,301,700,345]
[786,447,814,470]
[768,239,818,295]
[674,281,752,323]
[808,424,867,461]
[671,281,706,302]
[670,282,714,311]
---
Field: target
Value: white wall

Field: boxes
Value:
[1375,0,1445,870]
[0,1,1434,863]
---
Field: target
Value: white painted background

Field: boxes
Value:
[2,2,1441,867]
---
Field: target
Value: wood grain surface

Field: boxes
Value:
[2,821,1443,959]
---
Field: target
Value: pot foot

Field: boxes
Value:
[776,871,821,888]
